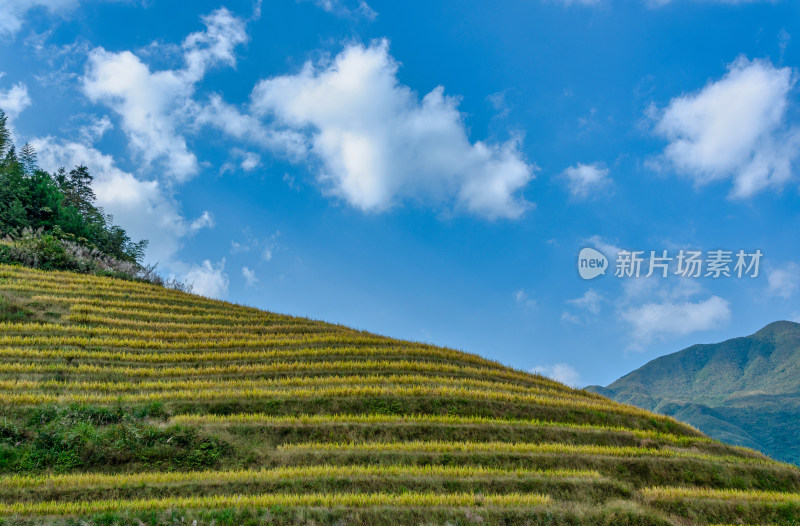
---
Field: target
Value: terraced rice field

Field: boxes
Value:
[0,263,798,525]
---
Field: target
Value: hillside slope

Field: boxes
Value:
[588,321,800,466]
[0,264,799,525]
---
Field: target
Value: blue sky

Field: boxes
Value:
[2,0,800,387]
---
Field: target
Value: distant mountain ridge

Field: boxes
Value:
[587,321,800,465]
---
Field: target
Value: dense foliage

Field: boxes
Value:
[0,109,148,274]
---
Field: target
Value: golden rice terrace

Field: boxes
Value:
[0,264,798,525]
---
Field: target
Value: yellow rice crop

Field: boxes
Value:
[277,440,773,465]
[66,313,321,334]
[0,384,674,421]
[0,346,546,378]
[170,413,708,445]
[0,464,599,490]
[66,305,298,324]
[0,322,336,341]
[0,359,593,391]
[0,491,552,516]
[642,486,800,503]
[0,333,386,349]
[0,374,596,404]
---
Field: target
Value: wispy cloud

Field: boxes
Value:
[617,279,730,348]
[562,162,612,200]
[242,266,259,287]
[767,262,800,299]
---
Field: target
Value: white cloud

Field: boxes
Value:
[307,0,377,20]
[241,266,258,287]
[562,162,611,200]
[567,289,604,314]
[768,263,800,299]
[531,363,581,387]
[251,40,535,219]
[651,56,800,198]
[649,0,777,5]
[240,152,260,171]
[553,0,602,5]
[620,293,730,346]
[82,8,248,181]
[583,235,621,262]
[561,312,581,324]
[189,211,215,232]
[262,237,277,261]
[0,1,136,37]
[514,289,536,309]
[0,81,31,119]
[79,115,113,143]
[228,230,279,262]
[184,259,229,299]
[193,94,307,158]
[0,0,85,37]
[31,138,207,265]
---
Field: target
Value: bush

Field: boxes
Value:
[0,229,191,292]
[0,230,81,272]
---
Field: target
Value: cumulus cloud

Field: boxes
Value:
[184,259,229,299]
[250,40,536,219]
[241,266,258,287]
[562,162,611,200]
[767,262,800,298]
[651,57,800,198]
[531,363,581,387]
[32,138,212,265]
[0,81,31,119]
[82,8,248,181]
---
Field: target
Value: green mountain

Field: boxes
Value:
[588,321,800,465]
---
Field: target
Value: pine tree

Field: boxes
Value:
[66,165,97,215]
[4,145,17,166]
[0,110,9,160]
[20,143,37,176]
